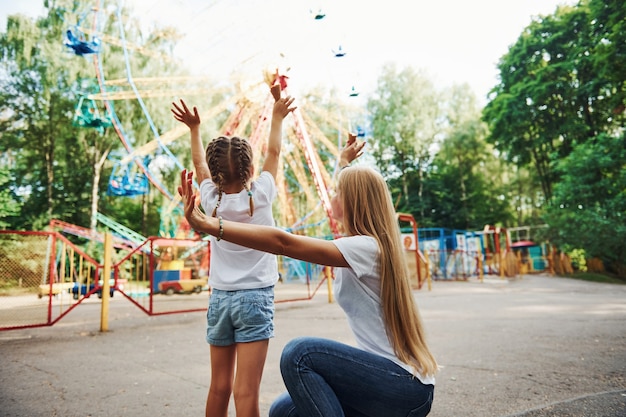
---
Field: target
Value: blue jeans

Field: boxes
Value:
[269,337,434,417]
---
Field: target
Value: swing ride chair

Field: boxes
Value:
[65,27,101,56]
[72,95,114,134]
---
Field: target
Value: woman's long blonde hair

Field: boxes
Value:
[338,166,437,377]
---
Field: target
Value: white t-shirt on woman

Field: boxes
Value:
[332,235,436,385]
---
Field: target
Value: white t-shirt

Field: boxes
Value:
[199,171,278,290]
[332,235,436,385]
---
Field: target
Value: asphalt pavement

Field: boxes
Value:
[1,273,625,416]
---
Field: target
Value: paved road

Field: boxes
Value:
[1,274,625,416]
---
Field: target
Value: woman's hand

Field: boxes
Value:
[339,133,366,167]
[178,169,213,234]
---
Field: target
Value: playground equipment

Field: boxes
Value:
[510,240,547,274]
[107,155,150,197]
[333,45,347,57]
[417,228,478,280]
[478,225,518,278]
[72,95,113,134]
[508,225,550,274]
[398,213,430,290]
[311,9,326,20]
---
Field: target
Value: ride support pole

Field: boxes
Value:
[100,232,112,332]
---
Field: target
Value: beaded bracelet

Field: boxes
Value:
[217,216,224,241]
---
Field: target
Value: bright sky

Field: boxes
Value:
[1,0,576,105]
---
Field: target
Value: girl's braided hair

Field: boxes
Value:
[205,136,255,217]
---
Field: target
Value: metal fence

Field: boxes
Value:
[0,230,334,331]
[0,230,104,330]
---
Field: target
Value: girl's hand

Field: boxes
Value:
[171,99,201,128]
[273,95,297,120]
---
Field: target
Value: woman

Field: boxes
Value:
[178,142,437,417]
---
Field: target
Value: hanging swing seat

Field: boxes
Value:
[64,28,101,56]
[310,9,326,20]
[108,160,150,197]
[73,96,113,132]
[333,45,347,58]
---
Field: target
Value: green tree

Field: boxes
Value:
[367,64,443,218]
[483,3,606,201]
[0,1,187,235]
[482,0,626,270]
[440,84,491,228]
[543,133,626,278]
[0,165,20,228]
[0,10,96,229]
[588,0,626,118]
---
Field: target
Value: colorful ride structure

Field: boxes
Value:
[65,2,348,240]
[408,224,553,281]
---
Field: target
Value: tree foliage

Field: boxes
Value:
[367,64,445,220]
[368,72,518,230]
[0,1,186,234]
[484,0,625,270]
[543,133,626,277]
[0,9,94,229]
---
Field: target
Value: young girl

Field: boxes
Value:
[171,86,296,417]
[177,141,438,417]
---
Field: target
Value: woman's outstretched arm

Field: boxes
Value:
[179,169,349,268]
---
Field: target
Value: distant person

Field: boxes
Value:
[177,136,437,417]
[171,85,296,417]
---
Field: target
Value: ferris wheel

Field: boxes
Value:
[64,1,363,239]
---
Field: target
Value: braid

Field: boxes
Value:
[205,136,255,217]
[206,137,230,217]
[212,181,223,217]
[233,137,255,216]
[246,186,254,216]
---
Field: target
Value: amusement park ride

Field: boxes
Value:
[63,3,355,242]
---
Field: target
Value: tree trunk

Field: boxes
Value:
[417,158,424,219]
[44,136,54,221]
[90,149,110,232]
[457,157,469,228]
[142,191,149,237]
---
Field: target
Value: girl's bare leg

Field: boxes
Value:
[233,339,270,417]
[206,344,236,417]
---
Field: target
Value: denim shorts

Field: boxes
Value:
[206,286,274,346]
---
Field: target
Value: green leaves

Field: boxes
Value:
[544,133,626,265]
